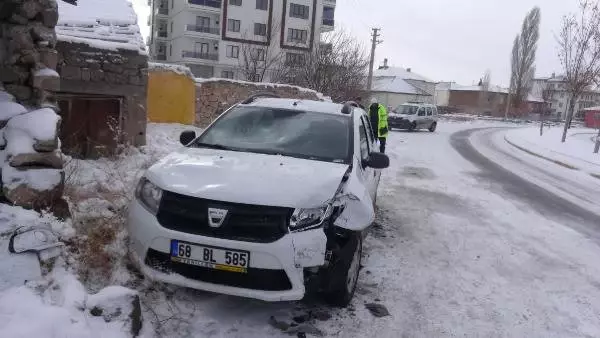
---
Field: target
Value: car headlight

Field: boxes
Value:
[290,204,333,232]
[135,177,162,214]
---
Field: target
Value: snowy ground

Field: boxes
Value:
[505,126,600,176]
[3,121,600,337]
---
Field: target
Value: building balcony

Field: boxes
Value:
[155,54,167,61]
[157,7,168,15]
[185,24,220,35]
[157,31,168,38]
[322,18,334,26]
[187,0,222,9]
[182,51,219,61]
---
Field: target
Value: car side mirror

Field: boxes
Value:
[180,130,196,145]
[365,152,390,169]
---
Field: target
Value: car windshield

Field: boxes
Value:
[397,105,419,115]
[193,106,351,164]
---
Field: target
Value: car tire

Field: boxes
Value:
[428,122,437,132]
[408,122,417,132]
[324,233,363,307]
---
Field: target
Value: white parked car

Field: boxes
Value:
[127,95,390,306]
[389,103,438,132]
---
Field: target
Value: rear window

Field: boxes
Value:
[195,106,352,164]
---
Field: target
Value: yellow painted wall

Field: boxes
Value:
[147,71,195,125]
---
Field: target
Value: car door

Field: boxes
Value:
[417,107,427,127]
[358,115,379,200]
[426,107,433,127]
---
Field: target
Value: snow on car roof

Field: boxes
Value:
[242,98,351,116]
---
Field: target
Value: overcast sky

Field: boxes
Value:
[131,0,580,87]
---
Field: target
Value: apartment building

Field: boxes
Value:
[531,74,600,120]
[147,0,336,80]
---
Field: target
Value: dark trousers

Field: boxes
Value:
[379,137,386,153]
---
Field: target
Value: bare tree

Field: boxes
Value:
[271,30,369,102]
[237,21,284,82]
[510,7,541,110]
[540,84,556,135]
[557,0,600,143]
[478,70,491,113]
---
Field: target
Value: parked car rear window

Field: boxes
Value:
[195,106,352,164]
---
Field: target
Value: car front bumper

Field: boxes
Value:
[388,116,414,129]
[127,200,327,302]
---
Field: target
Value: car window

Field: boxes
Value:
[195,106,352,164]
[362,115,376,145]
[418,108,426,116]
[426,107,432,116]
[432,106,438,115]
[359,119,370,162]
[397,105,418,115]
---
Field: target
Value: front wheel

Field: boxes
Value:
[408,122,417,132]
[428,122,437,132]
[324,234,363,307]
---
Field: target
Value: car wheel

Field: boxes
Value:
[324,233,363,307]
[408,122,417,132]
[428,122,437,132]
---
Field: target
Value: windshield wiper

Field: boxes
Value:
[193,142,239,151]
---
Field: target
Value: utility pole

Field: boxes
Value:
[366,28,383,95]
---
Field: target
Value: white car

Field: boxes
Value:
[127,95,389,306]
[389,103,438,132]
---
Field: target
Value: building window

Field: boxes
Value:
[254,23,267,36]
[196,16,210,28]
[230,0,242,5]
[285,52,305,65]
[170,21,173,33]
[256,0,268,10]
[226,45,240,58]
[227,19,241,32]
[221,70,235,79]
[171,0,174,8]
[289,3,309,19]
[252,48,265,61]
[288,28,308,43]
[169,44,172,56]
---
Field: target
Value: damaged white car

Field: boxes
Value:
[127,94,390,306]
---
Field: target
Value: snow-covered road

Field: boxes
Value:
[139,121,600,338]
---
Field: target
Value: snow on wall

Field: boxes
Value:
[56,0,146,54]
[195,77,327,99]
[149,62,194,79]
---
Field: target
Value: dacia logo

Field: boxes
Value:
[207,208,228,228]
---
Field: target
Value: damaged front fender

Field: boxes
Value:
[332,170,375,232]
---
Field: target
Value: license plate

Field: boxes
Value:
[170,240,250,273]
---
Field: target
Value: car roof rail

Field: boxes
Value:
[241,92,281,104]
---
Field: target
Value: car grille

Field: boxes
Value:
[156,191,293,243]
[145,249,293,291]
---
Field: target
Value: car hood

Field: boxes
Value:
[145,148,350,208]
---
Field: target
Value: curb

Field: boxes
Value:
[503,135,580,170]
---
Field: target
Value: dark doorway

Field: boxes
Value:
[56,96,122,159]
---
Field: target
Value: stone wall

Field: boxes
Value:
[56,40,148,148]
[195,80,322,127]
[0,0,67,217]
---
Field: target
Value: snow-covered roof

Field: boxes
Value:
[56,0,146,54]
[372,77,430,96]
[373,67,433,83]
[451,84,509,94]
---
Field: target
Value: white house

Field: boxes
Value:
[147,0,336,80]
[371,59,436,109]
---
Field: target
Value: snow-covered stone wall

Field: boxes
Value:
[0,0,67,216]
[195,79,324,127]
